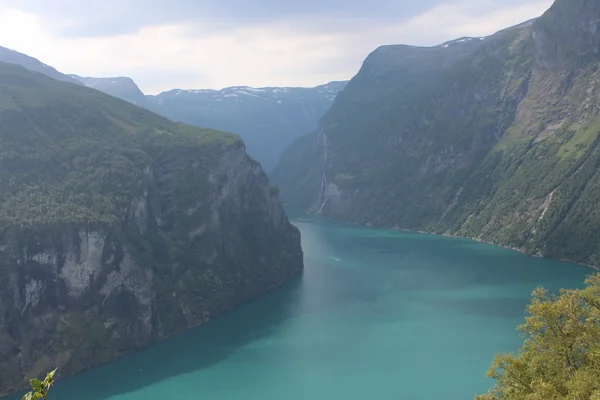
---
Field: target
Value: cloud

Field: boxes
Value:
[0,0,554,94]
[2,0,446,37]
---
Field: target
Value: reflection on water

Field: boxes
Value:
[7,211,592,400]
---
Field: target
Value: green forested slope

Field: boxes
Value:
[272,0,600,267]
[0,62,237,230]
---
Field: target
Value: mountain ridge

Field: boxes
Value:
[69,74,150,107]
[0,46,82,85]
[152,81,347,97]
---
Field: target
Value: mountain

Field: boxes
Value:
[74,78,347,172]
[0,61,303,395]
[0,46,81,85]
[272,0,600,267]
[69,75,150,107]
[149,82,347,171]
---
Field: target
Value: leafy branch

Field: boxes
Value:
[23,369,56,400]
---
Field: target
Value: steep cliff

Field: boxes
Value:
[272,0,600,266]
[0,62,303,395]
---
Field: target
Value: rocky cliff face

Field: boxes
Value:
[0,62,302,395]
[272,22,529,219]
[272,0,600,266]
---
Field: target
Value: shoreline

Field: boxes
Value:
[0,270,304,399]
[441,232,600,273]
[296,208,600,273]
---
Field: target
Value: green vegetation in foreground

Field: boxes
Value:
[22,370,55,400]
[477,275,600,399]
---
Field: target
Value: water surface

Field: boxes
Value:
[16,213,593,399]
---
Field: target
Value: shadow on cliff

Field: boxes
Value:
[47,277,306,400]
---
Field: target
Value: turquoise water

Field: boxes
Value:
[15,213,593,400]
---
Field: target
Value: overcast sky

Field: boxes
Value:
[0,0,553,94]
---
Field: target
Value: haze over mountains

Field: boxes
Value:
[146,81,347,171]
[68,73,347,171]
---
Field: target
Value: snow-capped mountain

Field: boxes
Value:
[146,82,347,171]
[149,82,343,105]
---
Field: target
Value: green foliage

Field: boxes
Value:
[23,369,56,400]
[477,275,600,400]
[558,120,600,160]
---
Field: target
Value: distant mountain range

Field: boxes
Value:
[66,73,346,171]
[146,82,347,170]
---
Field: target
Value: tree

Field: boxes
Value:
[22,369,56,400]
[476,275,600,399]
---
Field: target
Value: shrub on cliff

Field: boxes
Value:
[23,369,56,400]
[477,275,600,399]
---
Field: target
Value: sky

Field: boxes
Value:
[0,0,554,94]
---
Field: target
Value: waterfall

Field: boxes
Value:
[315,128,328,214]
